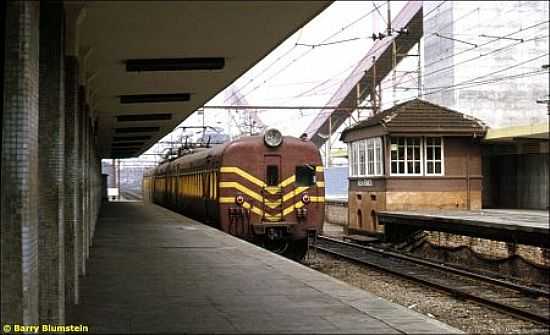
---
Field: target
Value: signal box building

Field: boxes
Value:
[340,99,487,236]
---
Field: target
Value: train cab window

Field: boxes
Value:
[295,165,316,186]
[266,165,279,186]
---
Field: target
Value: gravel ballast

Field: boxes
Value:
[305,252,549,334]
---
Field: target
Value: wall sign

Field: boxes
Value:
[357,179,373,187]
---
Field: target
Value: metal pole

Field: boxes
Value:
[356,83,361,121]
[418,39,423,98]
[392,40,397,105]
[328,116,332,167]
[117,159,121,195]
[387,1,392,36]
[372,56,377,114]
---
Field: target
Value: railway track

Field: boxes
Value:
[314,236,550,326]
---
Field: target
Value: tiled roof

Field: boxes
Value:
[341,99,487,139]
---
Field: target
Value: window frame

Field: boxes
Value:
[424,136,445,176]
[389,136,424,176]
[349,136,384,178]
[389,136,446,177]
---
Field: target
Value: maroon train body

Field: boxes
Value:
[143,130,325,259]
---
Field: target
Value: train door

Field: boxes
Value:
[264,155,282,221]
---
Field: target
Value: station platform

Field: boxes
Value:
[68,202,461,334]
[379,209,550,248]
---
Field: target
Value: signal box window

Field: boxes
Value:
[295,165,316,186]
[266,165,279,186]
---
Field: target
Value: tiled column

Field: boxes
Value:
[38,1,65,324]
[64,55,80,305]
[1,1,40,325]
[64,3,84,305]
[78,87,87,276]
[84,107,90,261]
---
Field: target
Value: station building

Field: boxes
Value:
[341,99,486,235]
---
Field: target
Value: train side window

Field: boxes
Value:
[295,165,315,186]
[266,165,279,186]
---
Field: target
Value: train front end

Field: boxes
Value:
[219,128,324,259]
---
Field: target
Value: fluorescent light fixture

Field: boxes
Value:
[112,142,144,147]
[117,114,172,122]
[120,94,190,104]
[115,127,160,133]
[126,58,225,72]
[113,136,151,141]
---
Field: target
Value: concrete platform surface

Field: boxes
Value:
[68,202,461,334]
[380,209,549,232]
[379,209,549,248]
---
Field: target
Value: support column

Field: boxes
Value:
[1,2,40,325]
[84,108,90,261]
[38,1,66,323]
[64,57,80,305]
[64,3,85,305]
[78,87,87,276]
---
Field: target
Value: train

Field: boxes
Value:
[143,128,325,259]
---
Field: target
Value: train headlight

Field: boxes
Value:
[235,194,245,206]
[264,128,283,148]
[301,192,311,204]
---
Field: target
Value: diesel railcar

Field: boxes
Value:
[143,129,325,259]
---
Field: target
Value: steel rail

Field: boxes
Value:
[314,236,550,326]
[336,236,549,297]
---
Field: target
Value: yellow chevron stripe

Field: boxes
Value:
[242,202,264,217]
[310,196,325,203]
[220,166,321,190]
[316,181,325,187]
[220,181,324,208]
[219,197,236,204]
[219,196,324,220]
[282,186,309,202]
[282,201,304,216]
[280,175,296,188]
[264,186,281,195]
[220,167,266,188]
[220,180,314,205]
[264,201,282,209]
[219,182,263,202]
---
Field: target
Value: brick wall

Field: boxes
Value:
[325,200,348,226]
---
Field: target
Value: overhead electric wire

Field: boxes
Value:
[224,3,387,104]
[395,61,549,104]
[274,53,550,128]
[232,3,538,119]
[380,33,549,92]
[227,2,456,117]
[424,20,549,69]
[268,68,547,135]
[230,3,387,102]
[379,21,549,92]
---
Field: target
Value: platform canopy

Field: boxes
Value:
[71,1,330,158]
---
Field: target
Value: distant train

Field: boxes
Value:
[143,128,325,259]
